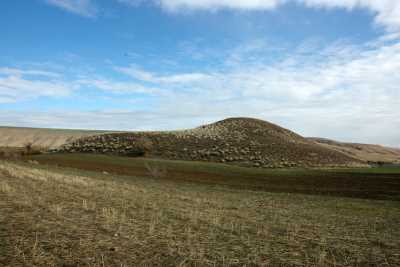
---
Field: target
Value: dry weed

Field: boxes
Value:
[145,163,167,178]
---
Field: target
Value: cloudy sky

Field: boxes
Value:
[1,0,399,147]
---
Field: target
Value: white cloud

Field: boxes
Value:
[116,65,211,84]
[300,0,400,32]
[43,0,400,32]
[0,68,73,103]
[157,0,282,11]
[45,0,97,17]
[0,67,162,104]
[77,78,161,95]
[0,67,60,78]
[114,41,400,104]
[143,0,400,33]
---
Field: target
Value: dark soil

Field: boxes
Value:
[30,153,400,201]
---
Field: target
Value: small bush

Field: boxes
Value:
[24,142,33,153]
[125,149,146,157]
[22,143,44,156]
[135,137,153,156]
[125,137,154,157]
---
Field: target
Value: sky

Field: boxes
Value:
[0,0,399,147]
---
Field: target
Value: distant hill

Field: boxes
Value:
[58,118,365,168]
[4,118,397,168]
[308,138,400,164]
[0,126,109,149]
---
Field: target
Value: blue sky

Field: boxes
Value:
[1,0,399,147]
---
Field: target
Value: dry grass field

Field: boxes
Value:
[0,127,110,149]
[309,138,400,164]
[1,160,399,266]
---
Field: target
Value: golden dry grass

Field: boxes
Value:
[310,138,400,163]
[0,127,109,149]
[0,160,399,266]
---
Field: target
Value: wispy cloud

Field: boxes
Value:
[43,0,400,32]
[116,65,210,84]
[44,0,400,32]
[77,78,161,95]
[0,67,60,78]
[156,0,281,11]
[115,0,400,33]
[114,40,400,103]
[0,68,74,103]
[300,0,400,32]
[45,0,97,17]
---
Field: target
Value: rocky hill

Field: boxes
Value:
[58,118,364,168]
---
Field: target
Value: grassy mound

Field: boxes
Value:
[59,118,363,168]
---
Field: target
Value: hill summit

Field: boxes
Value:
[58,117,363,168]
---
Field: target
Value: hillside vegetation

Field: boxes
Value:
[59,118,364,168]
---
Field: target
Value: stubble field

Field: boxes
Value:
[1,158,399,266]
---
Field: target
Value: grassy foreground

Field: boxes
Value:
[1,160,400,266]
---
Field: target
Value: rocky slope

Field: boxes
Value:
[58,118,364,168]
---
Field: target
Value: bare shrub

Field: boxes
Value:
[124,137,154,157]
[24,142,33,154]
[22,142,43,156]
[145,163,167,178]
[135,137,153,156]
